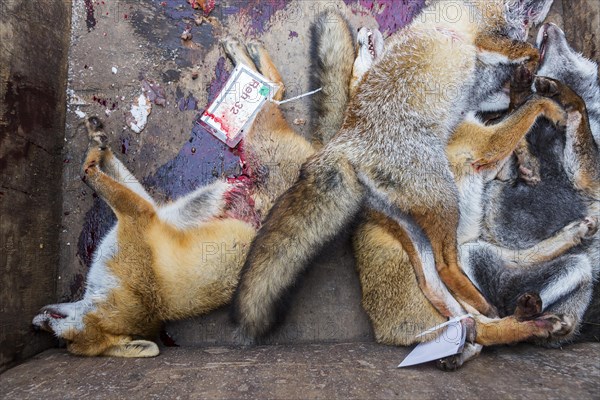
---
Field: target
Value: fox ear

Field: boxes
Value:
[103,340,159,358]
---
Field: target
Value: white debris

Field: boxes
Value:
[128,93,151,133]
[74,108,87,118]
[112,67,118,74]
[67,88,87,106]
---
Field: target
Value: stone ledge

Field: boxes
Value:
[1,342,598,399]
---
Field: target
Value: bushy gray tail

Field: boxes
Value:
[309,10,356,147]
[231,153,364,339]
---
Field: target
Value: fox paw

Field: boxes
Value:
[245,40,265,68]
[535,76,560,97]
[436,355,462,372]
[518,163,541,186]
[514,292,542,321]
[511,65,533,91]
[221,36,252,68]
[533,313,575,339]
[86,117,108,148]
[515,144,541,186]
[583,216,599,237]
[562,216,599,243]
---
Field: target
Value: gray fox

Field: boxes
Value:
[354,22,598,370]
[233,0,555,340]
[475,23,600,345]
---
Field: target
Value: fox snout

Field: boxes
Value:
[32,305,68,333]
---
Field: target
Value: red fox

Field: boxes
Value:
[233,0,556,341]
[31,18,356,357]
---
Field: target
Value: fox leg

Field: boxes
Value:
[483,217,598,268]
[381,156,497,317]
[82,120,155,219]
[232,153,365,338]
[475,34,539,72]
[246,41,285,102]
[84,117,156,205]
[414,208,497,317]
[469,293,575,346]
[535,76,600,197]
[466,95,566,172]
[509,66,543,184]
[437,293,572,371]
[222,37,285,101]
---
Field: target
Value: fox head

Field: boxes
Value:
[32,301,159,358]
[503,0,554,40]
[536,23,599,116]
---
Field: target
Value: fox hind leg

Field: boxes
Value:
[83,117,155,205]
[246,41,285,101]
[222,37,257,72]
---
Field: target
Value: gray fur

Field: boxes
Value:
[309,10,356,147]
[478,24,600,344]
[234,0,547,338]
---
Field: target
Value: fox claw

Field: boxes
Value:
[534,76,560,98]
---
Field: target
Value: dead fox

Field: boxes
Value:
[31,24,355,357]
[233,0,554,340]
[354,22,598,370]
[475,23,600,344]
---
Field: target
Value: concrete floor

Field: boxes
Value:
[2,343,599,399]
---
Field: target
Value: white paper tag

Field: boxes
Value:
[398,320,466,368]
[199,64,278,148]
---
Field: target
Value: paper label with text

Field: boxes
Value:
[199,64,278,148]
[398,320,466,368]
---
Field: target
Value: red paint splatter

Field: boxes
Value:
[203,111,231,136]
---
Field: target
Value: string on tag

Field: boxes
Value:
[270,87,323,105]
[415,313,473,338]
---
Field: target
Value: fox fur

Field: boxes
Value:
[233,0,555,341]
[354,22,599,370]
[32,28,353,357]
[475,23,600,343]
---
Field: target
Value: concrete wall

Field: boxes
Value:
[0,0,71,372]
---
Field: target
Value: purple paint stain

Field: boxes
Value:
[160,0,198,30]
[344,0,425,35]
[121,137,130,154]
[144,56,240,201]
[178,94,198,111]
[289,31,299,40]
[223,0,288,35]
[84,0,96,31]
